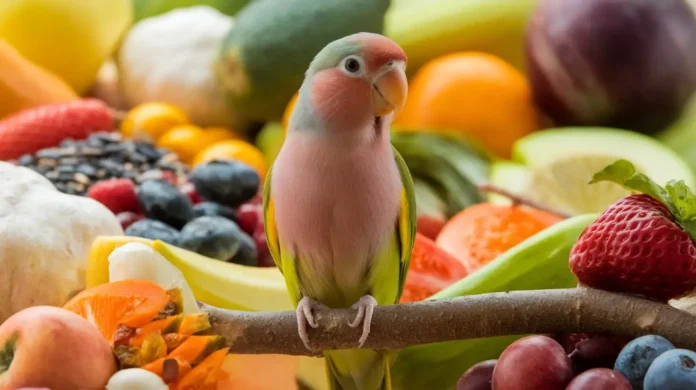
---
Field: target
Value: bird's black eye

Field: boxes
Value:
[344,58,361,73]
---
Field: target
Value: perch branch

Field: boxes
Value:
[477,183,574,219]
[201,288,696,356]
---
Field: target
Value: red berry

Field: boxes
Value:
[116,211,144,230]
[0,99,114,160]
[254,231,274,267]
[570,194,696,301]
[88,178,140,215]
[180,182,203,204]
[237,203,261,235]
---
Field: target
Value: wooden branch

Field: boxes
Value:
[477,183,574,219]
[201,287,696,356]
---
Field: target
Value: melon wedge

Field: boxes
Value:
[489,128,696,215]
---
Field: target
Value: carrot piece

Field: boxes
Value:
[167,335,226,366]
[63,279,169,344]
[131,315,184,346]
[142,357,192,384]
[177,313,211,335]
[173,348,229,390]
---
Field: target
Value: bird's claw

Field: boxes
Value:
[296,297,328,350]
[348,294,378,348]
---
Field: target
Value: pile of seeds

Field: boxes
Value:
[15,132,189,195]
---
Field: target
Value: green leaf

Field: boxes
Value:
[590,159,696,239]
[590,160,673,211]
[665,180,696,240]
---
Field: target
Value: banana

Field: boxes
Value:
[390,214,598,390]
[87,236,293,312]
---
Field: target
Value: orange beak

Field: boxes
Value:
[372,61,408,117]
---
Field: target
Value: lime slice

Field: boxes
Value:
[490,128,696,215]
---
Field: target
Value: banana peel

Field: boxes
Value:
[390,214,598,390]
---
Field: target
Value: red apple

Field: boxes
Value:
[0,306,117,389]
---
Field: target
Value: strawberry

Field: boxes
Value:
[569,159,696,301]
[88,178,141,215]
[0,99,114,160]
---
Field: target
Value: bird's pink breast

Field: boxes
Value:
[271,132,402,305]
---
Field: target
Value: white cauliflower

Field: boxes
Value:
[0,162,123,322]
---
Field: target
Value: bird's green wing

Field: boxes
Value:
[393,145,417,300]
[262,165,302,305]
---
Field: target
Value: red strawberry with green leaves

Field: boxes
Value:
[0,99,114,160]
[569,159,696,301]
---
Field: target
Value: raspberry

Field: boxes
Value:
[88,178,140,215]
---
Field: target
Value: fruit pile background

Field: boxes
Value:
[2,0,696,389]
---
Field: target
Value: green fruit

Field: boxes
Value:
[385,0,537,75]
[255,122,285,166]
[489,128,696,215]
[215,0,391,126]
[132,0,251,22]
[391,213,598,390]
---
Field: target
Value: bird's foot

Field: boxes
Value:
[296,297,329,350]
[348,294,378,348]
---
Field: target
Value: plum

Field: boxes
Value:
[526,0,696,134]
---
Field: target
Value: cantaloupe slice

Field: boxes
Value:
[130,315,184,347]
[174,348,229,389]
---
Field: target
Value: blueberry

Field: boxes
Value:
[644,349,696,390]
[179,216,246,263]
[614,335,675,389]
[231,231,258,266]
[125,219,180,245]
[136,179,194,229]
[190,160,260,207]
[193,202,238,222]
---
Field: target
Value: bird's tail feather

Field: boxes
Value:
[325,349,393,390]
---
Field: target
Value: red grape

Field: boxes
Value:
[562,333,629,375]
[254,231,275,267]
[492,335,573,390]
[456,360,496,390]
[179,182,203,205]
[116,211,144,230]
[566,368,632,390]
[237,203,261,235]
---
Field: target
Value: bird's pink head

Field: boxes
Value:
[290,33,408,132]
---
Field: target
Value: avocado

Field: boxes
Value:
[215,0,391,128]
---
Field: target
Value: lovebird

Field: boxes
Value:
[262,32,416,390]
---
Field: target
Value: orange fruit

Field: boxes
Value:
[157,125,238,165]
[121,102,189,142]
[395,52,540,158]
[63,279,169,344]
[193,140,268,179]
[282,92,298,133]
[400,233,469,303]
[436,203,563,273]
